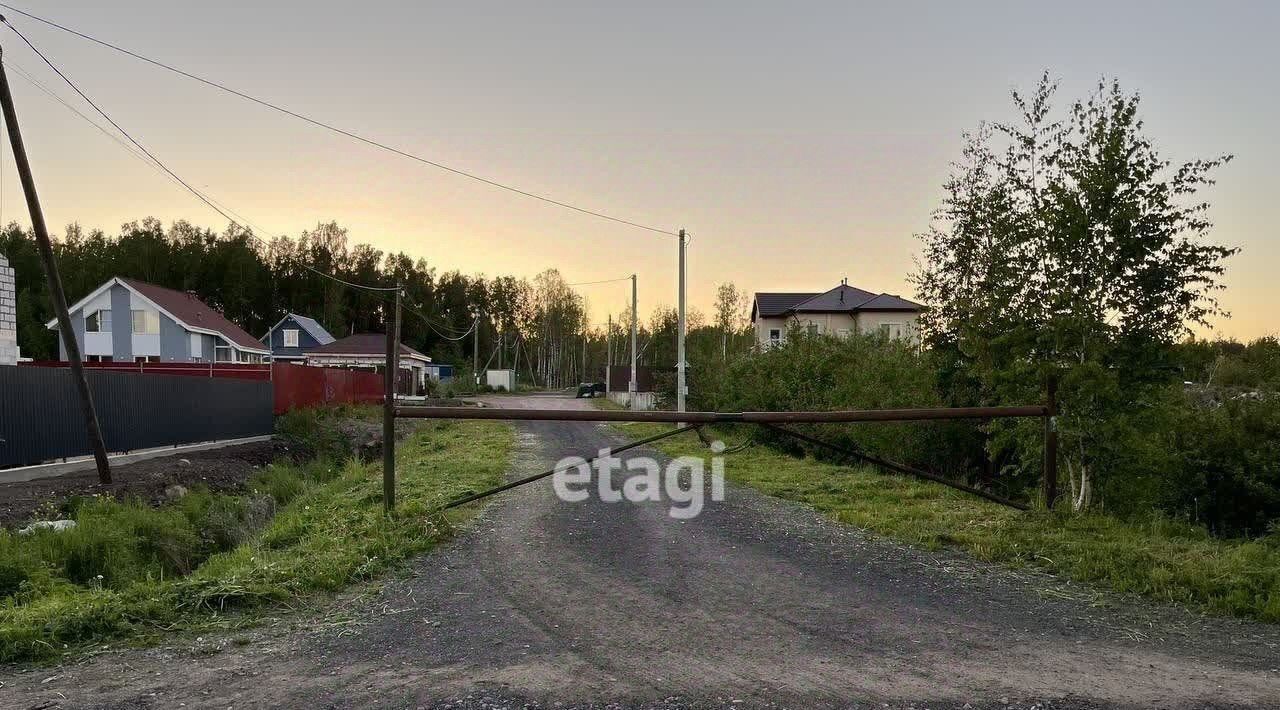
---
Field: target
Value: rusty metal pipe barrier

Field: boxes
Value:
[397,404,1048,424]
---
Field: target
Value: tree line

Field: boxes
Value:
[0,219,755,387]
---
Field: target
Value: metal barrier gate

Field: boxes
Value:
[382,381,1058,514]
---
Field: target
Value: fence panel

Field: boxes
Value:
[272,363,383,414]
[0,366,272,468]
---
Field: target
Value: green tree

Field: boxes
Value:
[913,74,1237,510]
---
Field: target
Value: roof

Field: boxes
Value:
[262,313,336,346]
[49,276,268,353]
[790,284,878,313]
[753,293,817,319]
[752,282,925,320]
[305,334,431,362]
[853,293,925,311]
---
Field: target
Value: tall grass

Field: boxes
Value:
[0,420,511,663]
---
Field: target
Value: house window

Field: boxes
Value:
[86,309,112,333]
[768,328,781,344]
[214,344,234,362]
[87,355,113,363]
[879,323,904,340]
[131,310,159,335]
[836,328,851,338]
[806,322,820,337]
[282,328,300,348]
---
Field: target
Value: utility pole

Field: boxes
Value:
[472,313,481,392]
[605,314,612,396]
[0,46,112,484]
[629,273,638,408]
[581,332,587,383]
[383,286,401,512]
[677,228,687,415]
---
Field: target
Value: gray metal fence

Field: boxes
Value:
[0,366,273,468]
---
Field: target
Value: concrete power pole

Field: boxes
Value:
[0,46,112,484]
[629,274,638,408]
[677,228,687,414]
[472,314,480,392]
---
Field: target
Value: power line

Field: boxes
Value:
[1,24,400,295]
[1,16,245,229]
[0,3,678,237]
[566,276,632,287]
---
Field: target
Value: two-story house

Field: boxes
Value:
[260,313,336,361]
[46,277,269,363]
[751,281,924,348]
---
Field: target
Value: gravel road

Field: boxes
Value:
[3,393,1279,709]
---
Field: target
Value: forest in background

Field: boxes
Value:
[0,219,754,387]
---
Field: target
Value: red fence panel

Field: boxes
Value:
[26,361,383,415]
[272,363,383,414]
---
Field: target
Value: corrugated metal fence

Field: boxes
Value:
[0,366,273,468]
[271,362,383,414]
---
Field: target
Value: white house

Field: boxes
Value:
[304,333,432,395]
[45,276,269,363]
[751,281,924,348]
[0,254,16,366]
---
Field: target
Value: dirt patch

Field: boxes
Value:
[0,441,275,530]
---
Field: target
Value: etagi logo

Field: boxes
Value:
[552,441,726,519]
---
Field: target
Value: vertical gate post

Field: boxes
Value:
[1042,372,1059,510]
[383,287,401,512]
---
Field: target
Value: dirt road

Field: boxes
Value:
[3,393,1279,709]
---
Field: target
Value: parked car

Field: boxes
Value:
[576,381,606,398]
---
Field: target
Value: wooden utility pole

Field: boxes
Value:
[0,46,112,483]
[1042,373,1059,510]
[383,286,401,511]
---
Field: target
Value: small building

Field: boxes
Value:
[0,254,16,366]
[46,277,269,363]
[260,313,336,362]
[751,281,924,348]
[425,363,454,383]
[304,333,432,395]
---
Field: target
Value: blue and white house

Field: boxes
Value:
[260,313,336,362]
[46,276,270,363]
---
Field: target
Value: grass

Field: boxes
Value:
[0,419,512,663]
[608,417,1280,623]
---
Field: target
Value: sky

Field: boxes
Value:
[0,1,1275,339]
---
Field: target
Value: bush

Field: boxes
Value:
[694,332,986,480]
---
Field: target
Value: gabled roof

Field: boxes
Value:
[306,333,431,362]
[48,276,268,354]
[790,284,878,313]
[753,293,816,319]
[752,282,925,319]
[854,293,925,311]
[262,313,336,346]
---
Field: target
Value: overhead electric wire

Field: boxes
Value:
[0,3,678,237]
[566,276,632,287]
[1,23,400,295]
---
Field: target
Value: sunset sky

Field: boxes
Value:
[0,1,1275,339]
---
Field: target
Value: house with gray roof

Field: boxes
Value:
[750,280,924,348]
[260,313,336,361]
